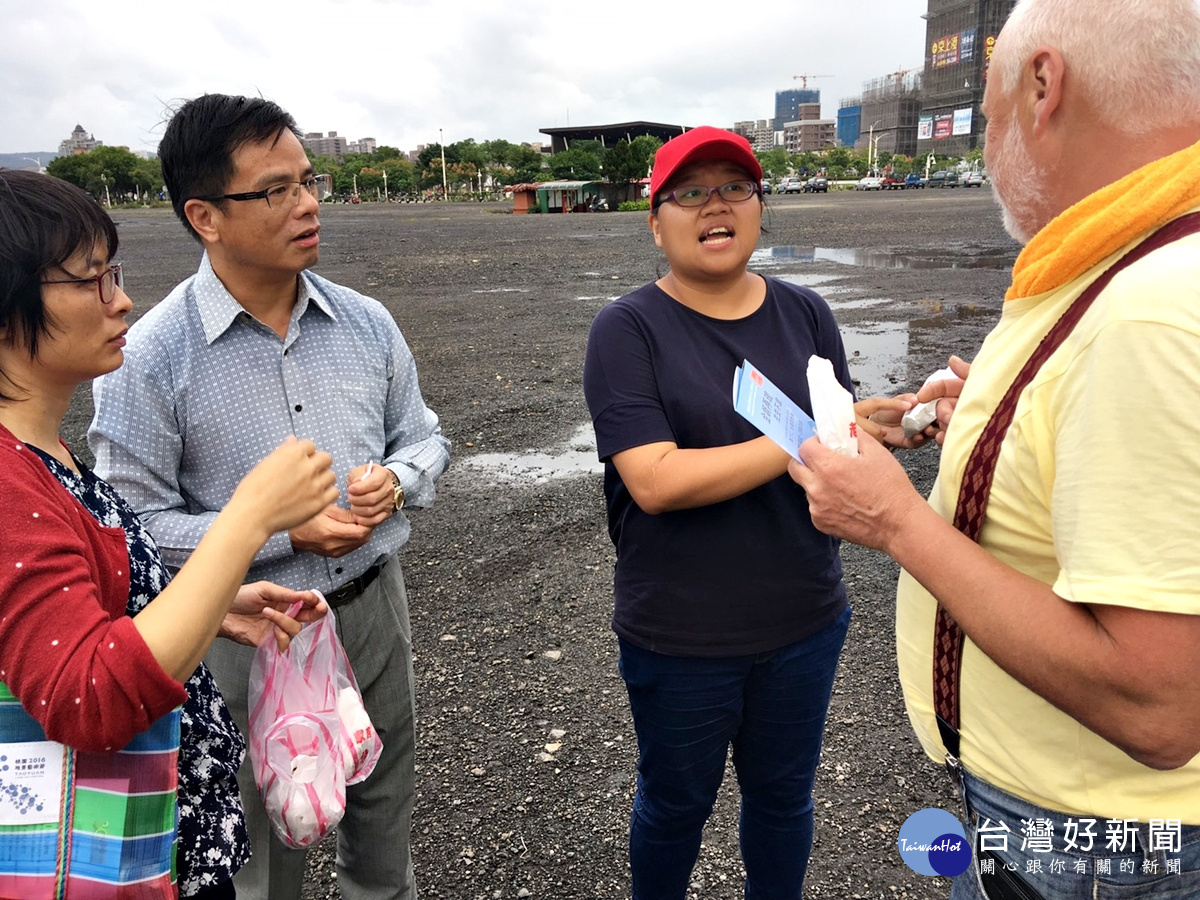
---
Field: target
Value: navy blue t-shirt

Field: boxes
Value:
[583,276,853,657]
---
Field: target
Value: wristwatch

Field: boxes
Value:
[389,469,405,512]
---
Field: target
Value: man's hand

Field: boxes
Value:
[347,462,395,527]
[290,506,373,557]
[917,355,971,446]
[220,582,329,651]
[788,430,925,552]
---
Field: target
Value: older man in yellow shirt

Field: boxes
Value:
[790,0,1200,897]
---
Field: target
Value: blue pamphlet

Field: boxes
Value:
[732,360,817,462]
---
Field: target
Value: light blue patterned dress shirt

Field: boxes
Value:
[89,253,450,592]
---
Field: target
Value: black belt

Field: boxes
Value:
[325,564,383,608]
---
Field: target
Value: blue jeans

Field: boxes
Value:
[952,769,1200,899]
[619,605,850,900]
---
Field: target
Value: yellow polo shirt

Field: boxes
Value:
[897,227,1200,821]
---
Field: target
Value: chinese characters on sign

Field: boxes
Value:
[974,816,1184,876]
[932,33,961,68]
[930,29,977,68]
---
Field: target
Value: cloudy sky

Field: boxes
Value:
[3,0,930,157]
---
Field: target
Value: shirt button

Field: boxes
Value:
[335,566,344,575]
[294,405,302,412]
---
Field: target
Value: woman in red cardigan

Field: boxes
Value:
[0,169,339,898]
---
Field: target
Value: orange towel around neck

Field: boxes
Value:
[1007,140,1200,300]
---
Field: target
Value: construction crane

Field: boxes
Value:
[792,74,833,89]
[886,65,921,90]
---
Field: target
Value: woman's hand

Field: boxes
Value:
[227,437,339,540]
[854,394,930,449]
[220,582,329,651]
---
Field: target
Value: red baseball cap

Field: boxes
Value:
[649,126,763,205]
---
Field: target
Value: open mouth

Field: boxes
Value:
[700,226,733,245]
[295,226,320,243]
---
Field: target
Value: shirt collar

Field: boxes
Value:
[194,253,337,344]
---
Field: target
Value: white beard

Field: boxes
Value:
[986,123,1051,245]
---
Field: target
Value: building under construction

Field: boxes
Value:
[854,69,924,161]
[917,0,1017,158]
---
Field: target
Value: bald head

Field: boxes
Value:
[983,0,1200,240]
[993,0,1200,134]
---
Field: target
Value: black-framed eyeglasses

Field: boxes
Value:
[196,174,333,210]
[656,180,760,209]
[42,263,124,305]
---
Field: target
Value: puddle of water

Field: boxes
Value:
[825,297,902,312]
[458,423,604,484]
[765,271,845,288]
[752,246,816,264]
[840,322,911,397]
[756,245,1016,270]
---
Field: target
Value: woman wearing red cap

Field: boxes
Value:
[584,127,909,899]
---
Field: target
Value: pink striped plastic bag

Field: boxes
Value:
[247,598,382,849]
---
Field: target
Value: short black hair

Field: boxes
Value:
[158,94,302,241]
[0,169,118,400]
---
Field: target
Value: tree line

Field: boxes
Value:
[309,135,663,200]
[37,137,981,207]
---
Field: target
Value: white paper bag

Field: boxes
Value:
[806,356,858,458]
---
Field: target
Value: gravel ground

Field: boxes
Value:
[62,189,1019,900]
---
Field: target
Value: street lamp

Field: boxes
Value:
[100,173,111,208]
[382,168,388,202]
[353,173,358,198]
[22,157,44,173]
[867,120,882,176]
[439,128,448,200]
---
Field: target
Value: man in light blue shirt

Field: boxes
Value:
[90,94,449,900]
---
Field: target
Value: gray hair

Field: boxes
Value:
[994,0,1200,133]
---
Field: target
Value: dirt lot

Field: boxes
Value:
[63,189,1019,900]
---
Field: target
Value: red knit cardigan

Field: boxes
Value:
[0,424,186,751]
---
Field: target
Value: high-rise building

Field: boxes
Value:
[782,118,837,154]
[732,120,775,153]
[303,132,349,159]
[857,70,923,159]
[838,102,862,149]
[774,89,821,134]
[917,0,1017,158]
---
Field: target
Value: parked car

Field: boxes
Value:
[881,174,906,190]
[801,177,828,193]
[761,178,773,194]
[856,175,884,191]
[928,170,960,188]
[963,172,986,187]
[905,173,926,189]
[779,177,805,193]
